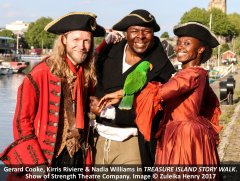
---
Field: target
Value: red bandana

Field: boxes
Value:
[66,56,85,129]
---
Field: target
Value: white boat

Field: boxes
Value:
[9,61,28,73]
[0,66,13,75]
[0,62,13,75]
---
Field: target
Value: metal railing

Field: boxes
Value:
[219,64,236,78]
[20,54,42,62]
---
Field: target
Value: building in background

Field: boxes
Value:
[5,21,29,54]
[0,36,15,54]
[221,50,237,64]
[208,0,227,13]
[5,21,29,35]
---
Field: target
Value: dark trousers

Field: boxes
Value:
[52,147,84,167]
[49,147,84,181]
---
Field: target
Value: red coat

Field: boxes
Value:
[1,61,70,166]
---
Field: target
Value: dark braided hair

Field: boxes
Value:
[200,44,213,64]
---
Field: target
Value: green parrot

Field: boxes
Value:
[118,60,153,110]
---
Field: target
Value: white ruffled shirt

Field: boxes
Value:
[93,44,138,141]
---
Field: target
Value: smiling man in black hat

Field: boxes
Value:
[90,9,175,176]
[96,21,222,180]
[0,12,105,179]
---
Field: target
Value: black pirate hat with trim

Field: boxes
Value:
[112,9,160,32]
[44,12,105,37]
[173,22,219,48]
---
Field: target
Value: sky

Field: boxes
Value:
[0,0,240,36]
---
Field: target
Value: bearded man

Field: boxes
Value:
[0,12,105,179]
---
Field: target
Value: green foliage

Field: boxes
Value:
[24,17,56,49]
[0,29,16,38]
[210,8,236,37]
[212,45,219,56]
[160,32,170,39]
[234,36,240,55]
[180,7,209,26]
[219,105,235,130]
[221,43,230,53]
[228,13,240,36]
[94,37,104,47]
[213,43,230,57]
[180,7,238,38]
[19,36,29,49]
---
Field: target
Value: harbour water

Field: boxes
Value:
[0,74,25,180]
[0,74,25,152]
[0,59,40,167]
[0,59,41,180]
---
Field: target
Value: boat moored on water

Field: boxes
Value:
[0,61,28,74]
[0,61,13,75]
[0,66,13,75]
[8,61,28,73]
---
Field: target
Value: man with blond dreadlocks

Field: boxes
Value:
[0,12,105,179]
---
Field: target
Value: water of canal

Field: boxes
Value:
[0,61,40,173]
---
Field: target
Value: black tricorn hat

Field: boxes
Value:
[173,22,219,48]
[112,9,160,32]
[44,12,105,37]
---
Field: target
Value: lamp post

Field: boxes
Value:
[15,32,21,55]
[16,33,19,54]
[217,45,221,68]
[232,34,236,54]
[209,13,212,30]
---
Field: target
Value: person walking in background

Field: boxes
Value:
[98,22,223,180]
[0,12,105,179]
[90,9,175,176]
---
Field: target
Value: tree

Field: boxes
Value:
[234,36,240,55]
[228,13,240,36]
[209,8,236,37]
[180,7,237,38]
[94,37,104,47]
[221,43,230,53]
[24,17,56,49]
[180,7,209,26]
[19,36,29,50]
[0,29,16,38]
[160,32,170,39]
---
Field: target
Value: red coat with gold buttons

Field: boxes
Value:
[1,61,69,166]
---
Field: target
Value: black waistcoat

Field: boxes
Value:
[95,36,175,127]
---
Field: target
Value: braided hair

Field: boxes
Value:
[201,44,213,64]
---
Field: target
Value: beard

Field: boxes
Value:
[68,51,88,65]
